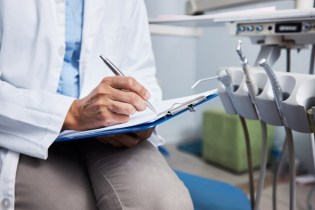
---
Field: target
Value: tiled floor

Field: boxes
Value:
[164,144,315,210]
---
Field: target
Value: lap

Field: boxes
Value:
[15,140,193,210]
[79,140,193,210]
[15,142,98,210]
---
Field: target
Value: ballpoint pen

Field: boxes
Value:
[100,55,157,113]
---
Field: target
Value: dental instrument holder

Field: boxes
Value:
[218,67,315,133]
[216,70,238,114]
[215,8,315,210]
[218,67,261,120]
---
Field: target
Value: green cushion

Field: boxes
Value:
[202,110,274,173]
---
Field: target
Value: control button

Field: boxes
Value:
[238,25,245,32]
[255,25,263,32]
[1,198,10,210]
[245,25,253,32]
[58,47,65,56]
[302,22,311,31]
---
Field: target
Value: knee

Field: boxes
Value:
[134,171,194,210]
[152,179,193,210]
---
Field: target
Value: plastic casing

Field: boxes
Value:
[218,67,314,133]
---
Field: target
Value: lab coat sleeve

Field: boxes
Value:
[121,0,162,103]
[0,80,74,159]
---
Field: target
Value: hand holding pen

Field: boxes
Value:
[100,55,157,113]
[63,60,153,131]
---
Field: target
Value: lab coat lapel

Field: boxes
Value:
[79,0,106,89]
[81,0,106,61]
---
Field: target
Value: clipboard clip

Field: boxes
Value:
[162,95,206,116]
[188,105,196,112]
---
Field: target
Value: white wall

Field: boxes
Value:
[145,0,202,143]
[144,0,315,173]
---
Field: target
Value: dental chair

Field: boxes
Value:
[174,170,251,210]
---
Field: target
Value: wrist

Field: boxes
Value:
[63,100,80,130]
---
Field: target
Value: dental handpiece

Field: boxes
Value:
[259,59,286,124]
[260,59,296,210]
[191,70,233,93]
[191,75,220,89]
[236,40,259,103]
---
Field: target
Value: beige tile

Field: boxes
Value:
[259,184,315,210]
[165,144,262,185]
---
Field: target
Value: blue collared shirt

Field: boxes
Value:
[57,0,84,98]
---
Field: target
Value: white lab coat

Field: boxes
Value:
[0,0,162,209]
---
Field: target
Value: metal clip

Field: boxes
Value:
[188,105,196,112]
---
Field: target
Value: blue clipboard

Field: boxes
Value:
[56,93,218,142]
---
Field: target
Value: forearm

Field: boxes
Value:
[0,80,74,158]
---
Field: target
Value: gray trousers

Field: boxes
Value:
[15,140,193,210]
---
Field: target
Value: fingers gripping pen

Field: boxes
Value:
[236,40,259,104]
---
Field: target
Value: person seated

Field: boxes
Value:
[0,0,193,209]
